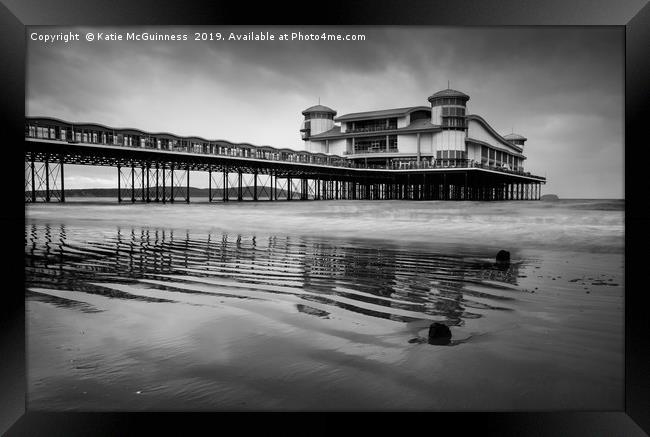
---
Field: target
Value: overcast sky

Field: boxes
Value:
[26,26,623,198]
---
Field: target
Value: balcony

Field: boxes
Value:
[345,126,398,134]
[344,147,399,155]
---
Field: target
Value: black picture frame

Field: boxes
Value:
[1,1,649,435]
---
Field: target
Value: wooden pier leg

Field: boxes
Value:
[253,170,258,201]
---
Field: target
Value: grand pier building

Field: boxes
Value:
[301,88,528,171]
[24,88,545,203]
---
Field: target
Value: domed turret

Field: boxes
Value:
[427,88,470,103]
[301,104,337,140]
[428,88,469,130]
[503,133,527,147]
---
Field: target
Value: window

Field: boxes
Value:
[443,107,465,116]
[60,129,66,141]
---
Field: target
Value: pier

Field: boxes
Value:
[25,117,545,203]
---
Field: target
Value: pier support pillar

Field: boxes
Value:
[60,155,65,203]
[131,164,135,203]
[237,170,243,201]
[253,171,258,201]
[161,167,166,204]
[155,165,160,202]
[443,173,448,201]
[186,166,190,204]
[117,165,121,202]
[223,170,228,202]
[44,157,50,202]
[287,177,292,200]
[274,173,278,200]
[170,165,175,203]
[208,169,212,202]
[142,164,146,203]
[30,156,36,203]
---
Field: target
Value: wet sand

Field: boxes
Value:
[25,199,624,410]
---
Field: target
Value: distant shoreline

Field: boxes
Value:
[26,187,624,202]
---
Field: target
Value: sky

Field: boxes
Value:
[26,26,624,198]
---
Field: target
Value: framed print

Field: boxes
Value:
[1,0,649,435]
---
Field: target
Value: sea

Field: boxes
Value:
[25,198,624,411]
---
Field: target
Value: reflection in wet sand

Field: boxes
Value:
[26,223,522,327]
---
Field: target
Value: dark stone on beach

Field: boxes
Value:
[428,322,452,345]
[495,250,510,263]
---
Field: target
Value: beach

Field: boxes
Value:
[25,199,624,410]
